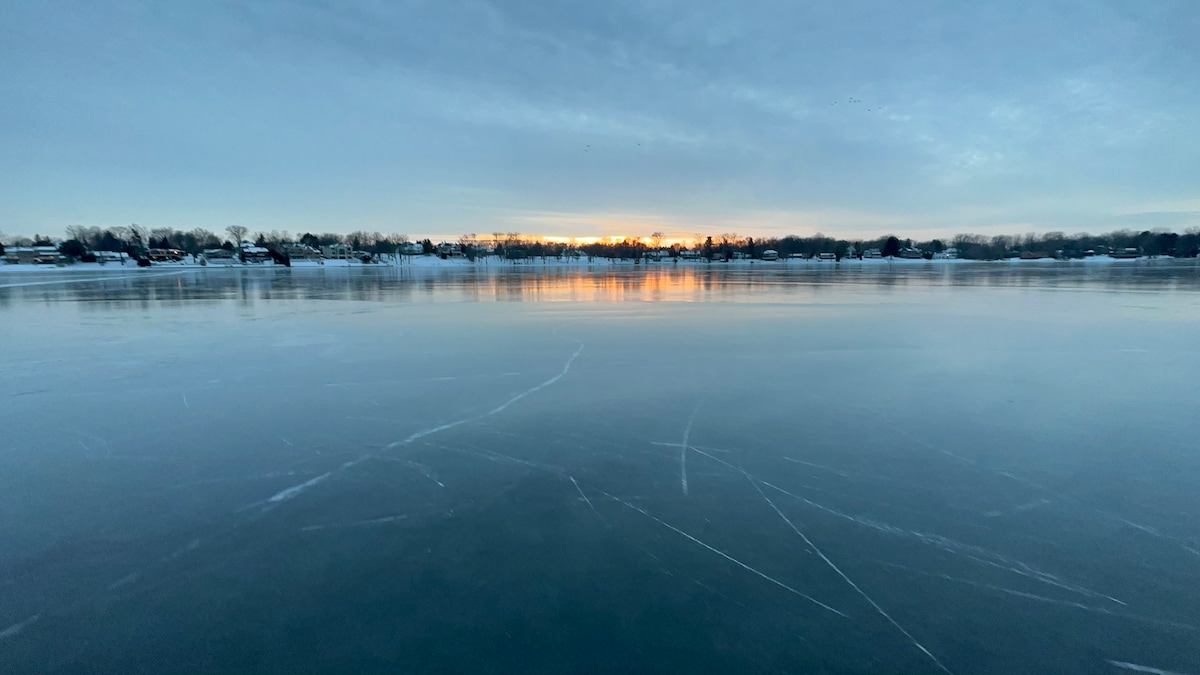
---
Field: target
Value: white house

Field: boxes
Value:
[322,243,354,259]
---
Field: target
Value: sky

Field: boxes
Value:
[1,0,1198,243]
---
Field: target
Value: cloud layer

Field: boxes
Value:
[2,0,1197,240]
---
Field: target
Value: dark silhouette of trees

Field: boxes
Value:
[12,223,1200,265]
[98,230,122,252]
[58,239,87,258]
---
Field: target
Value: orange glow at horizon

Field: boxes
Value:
[520,235,694,248]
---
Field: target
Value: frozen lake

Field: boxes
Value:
[2,262,1199,674]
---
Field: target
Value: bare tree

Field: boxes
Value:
[650,231,664,250]
[191,228,220,249]
[226,225,249,245]
[262,230,291,246]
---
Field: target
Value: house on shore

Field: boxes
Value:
[203,248,236,264]
[240,242,271,263]
[95,251,131,264]
[148,248,185,262]
[436,242,464,258]
[4,246,61,264]
[322,243,354,260]
[281,243,321,260]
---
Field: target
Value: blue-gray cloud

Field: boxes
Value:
[1,0,1197,240]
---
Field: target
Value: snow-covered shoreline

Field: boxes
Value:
[0,254,1191,275]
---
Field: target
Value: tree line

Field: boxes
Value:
[3,226,1197,261]
[0,226,418,259]
[491,229,1200,261]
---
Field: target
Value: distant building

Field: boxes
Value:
[3,246,60,264]
[898,247,924,259]
[203,248,235,263]
[398,242,423,256]
[845,245,857,258]
[863,248,883,259]
[240,242,271,263]
[435,242,463,257]
[148,248,185,262]
[760,249,779,261]
[818,252,836,261]
[1112,247,1141,259]
[322,243,354,259]
[281,243,321,260]
[95,251,130,264]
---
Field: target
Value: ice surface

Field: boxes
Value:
[1,262,1199,673]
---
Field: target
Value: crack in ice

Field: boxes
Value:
[300,514,408,531]
[1108,661,1195,675]
[680,401,702,496]
[570,476,601,518]
[689,446,1126,607]
[871,560,1194,632]
[594,486,848,619]
[744,476,955,674]
[264,341,583,507]
[0,614,41,640]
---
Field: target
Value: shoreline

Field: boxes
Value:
[1,255,1190,275]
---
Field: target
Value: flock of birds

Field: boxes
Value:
[832,97,882,111]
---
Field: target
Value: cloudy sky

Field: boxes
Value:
[1,0,1197,242]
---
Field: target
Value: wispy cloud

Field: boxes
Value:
[0,0,1196,239]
